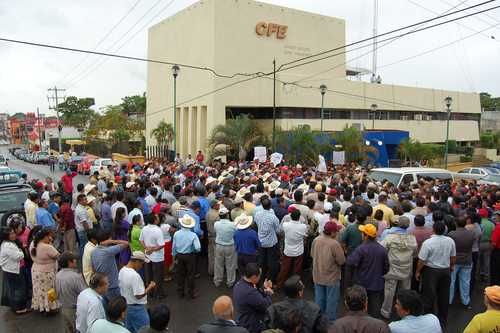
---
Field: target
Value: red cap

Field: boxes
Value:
[323,222,341,234]
[35,181,44,189]
[281,166,289,171]
[328,188,337,195]
[184,171,194,178]
[478,208,489,218]
[287,206,297,214]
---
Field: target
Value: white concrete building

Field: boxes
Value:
[146,0,481,157]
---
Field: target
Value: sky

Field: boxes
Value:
[1,0,500,116]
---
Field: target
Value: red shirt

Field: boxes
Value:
[492,223,500,249]
[59,203,75,230]
[196,153,204,163]
[61,172,77,194]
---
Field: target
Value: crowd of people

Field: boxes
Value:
[1,152,500,333]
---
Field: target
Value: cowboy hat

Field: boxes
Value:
[180,215,196,229]
[269,180,280,192]
[84,184,96,195]
[235,214,253,230]
[236,187,250,198]
[206,176,217,185]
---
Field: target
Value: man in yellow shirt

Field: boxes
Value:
[372,193,394,223]
[464,285,500,333]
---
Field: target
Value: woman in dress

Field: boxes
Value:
[30,228,60,314]
[0,226,30,314]
[113,207,131,268]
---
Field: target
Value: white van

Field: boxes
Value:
[368,167,454,187]
[89,158,114,175]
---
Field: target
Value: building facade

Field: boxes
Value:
[146,0,481,157]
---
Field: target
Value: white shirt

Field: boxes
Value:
[82,242,97,285]
[24,198,37,229]
[418,235,456,269]
[41,191,50,202]
[145,195,157,210]
[139,225,164,262]
[76,288,106,333]
[0,241,24,274]
[339,201,352,215]
[75,204,92,232]
[111,201,128,220]
[314,212,330,234]
[282,220,307,257]
[119,266,146,305]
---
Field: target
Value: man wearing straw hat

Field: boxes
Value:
[172,214,201,299]
[234,214,260,274]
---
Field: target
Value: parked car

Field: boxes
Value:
[455,167,497,180]
[0,171,31,226]
[486,162,500,170]
[90,158,115,175]
[368,167,454,188]
[77,155,98,175]
[0,154,8,167]
[34,151,49,164]
[478,174,500,185]
[68,156,84,172]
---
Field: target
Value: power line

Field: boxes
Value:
[145,2,500,117]
[62,0,165,87]
[379,20,500,68]
[66,0,179,89]
[277,0,497,71]
[406,0,500,42]
[0,36,261,80]
[58,0,144,86]
[277,2,500,74]
[439,0,500,32]
[292,0,472,85]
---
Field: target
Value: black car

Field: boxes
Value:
[0,181,31,227]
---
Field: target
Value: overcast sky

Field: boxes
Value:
[1,0,499,116]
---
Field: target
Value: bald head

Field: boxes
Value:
[212,296,234,320]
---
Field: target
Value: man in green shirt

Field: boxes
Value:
[340,211,366,290]
[479,210,496,281]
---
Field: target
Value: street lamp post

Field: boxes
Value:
[171,65,180,161]
[370,103,378,129]
[320,84,327,133]
[444,96,453,169]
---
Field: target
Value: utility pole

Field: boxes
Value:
[36,107,42,150]
[47,87,65,153]
[272,59,276,151]
[371,0,379,84]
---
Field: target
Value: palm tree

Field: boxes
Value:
[150,120,174,151]
[207,115,265,160]
[333,125,378,163]
[276,125,332,166]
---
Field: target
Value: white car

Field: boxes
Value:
[369,167,454,187]
[455,167,497,181]
[89,158,115,175]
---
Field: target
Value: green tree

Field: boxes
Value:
[208,115,266,160]
[86,105,144,149]
[333,125,378,163]
[58,96,97,129]
[275,125,332,165]
[121,93,146,117]
[480,92,500,110]
[398,138,442,164]
[150,120,174,149]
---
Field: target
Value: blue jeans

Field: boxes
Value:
[314,281,340,322]
[125,304,150,333]
[449,264,472,305]
[76,230,88,259]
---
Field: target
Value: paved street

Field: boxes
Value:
[0,151,489,332]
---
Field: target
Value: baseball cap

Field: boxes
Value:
[323,222,341,234]
[328,188,337,196]
[359,224,377,238]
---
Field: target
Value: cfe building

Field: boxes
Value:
[146,0,480,157]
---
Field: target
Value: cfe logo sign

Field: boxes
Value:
[255,22,288,39]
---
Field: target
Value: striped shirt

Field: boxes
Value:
[254,209,280,248]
